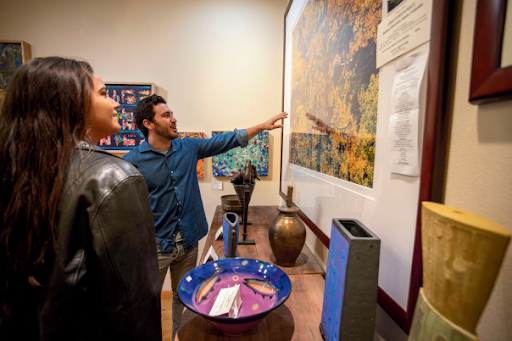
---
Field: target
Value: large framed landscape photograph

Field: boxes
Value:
[279,0,453,332]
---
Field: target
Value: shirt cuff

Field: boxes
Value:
[234,129,249,148]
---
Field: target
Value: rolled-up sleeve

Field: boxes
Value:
[234,129,249,148]
[197,129,248,159]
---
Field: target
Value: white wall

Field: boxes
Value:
[444,0,512,340]
[0,0,289,290]
[284,0,512,340]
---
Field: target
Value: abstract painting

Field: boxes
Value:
[179,132,206,178]
[212,131,268,177]
[289,0,381,188]
[0,42,24,104]
[98,83,154,150]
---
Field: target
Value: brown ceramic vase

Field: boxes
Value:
[268,186,306,266]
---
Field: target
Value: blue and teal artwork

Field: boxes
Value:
[212,131,269,177]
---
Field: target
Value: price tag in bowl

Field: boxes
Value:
[209,284,242,318]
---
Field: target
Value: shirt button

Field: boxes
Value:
[175,187,177,189]
[171,171,173,173]
[177,203,179,206]
[178,219,181,221]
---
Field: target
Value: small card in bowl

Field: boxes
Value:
[209,284,242,318]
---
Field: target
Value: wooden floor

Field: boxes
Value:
[161,296,173,341]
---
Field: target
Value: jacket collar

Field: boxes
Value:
[78,141,121,159]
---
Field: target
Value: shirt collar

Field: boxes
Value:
[139,139,180,156]
[138,140,155,153]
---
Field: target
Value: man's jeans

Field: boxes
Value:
[157,242,198,340]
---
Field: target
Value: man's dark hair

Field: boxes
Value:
[134,94,167,138]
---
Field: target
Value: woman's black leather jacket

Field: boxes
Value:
[1,143,162,340]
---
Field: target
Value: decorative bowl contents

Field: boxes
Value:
[220,194,243,213]
[178,258,292,336]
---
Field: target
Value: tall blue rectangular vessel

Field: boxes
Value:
[320,219,380,341]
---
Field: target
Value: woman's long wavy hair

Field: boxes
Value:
[0,57,94,314]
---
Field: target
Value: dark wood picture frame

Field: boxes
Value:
[0,40,32,63]
[279,0,454,333]
[470,0,512,104]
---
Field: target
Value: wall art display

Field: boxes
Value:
[289,0,380,188]
[212,131,268,177]
[469,0,512,104]
[280,0,453,333]
[179,132,206,178]
[0,41,31,104]
[97,82,156,150]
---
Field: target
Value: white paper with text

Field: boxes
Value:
[389,49,428,176]
[209,284,242,317]
[377,0,432,68]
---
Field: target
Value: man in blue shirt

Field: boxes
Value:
[123,94,287,339]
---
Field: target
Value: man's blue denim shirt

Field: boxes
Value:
[123,129,248,253]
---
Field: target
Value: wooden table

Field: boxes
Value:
[176,206,326,341]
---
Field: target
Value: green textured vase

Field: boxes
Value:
[408,289,477,341]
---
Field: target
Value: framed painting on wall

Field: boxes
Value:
[97,82,156,151]
[0,40,31,104]
[279,0,453,333]
[179,132,206,178]
[469,0,512,104]
[212,131,269,177]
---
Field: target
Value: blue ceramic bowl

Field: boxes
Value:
[178,258,291,336]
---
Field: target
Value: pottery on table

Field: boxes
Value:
[221,194,242,213]
[420,202,510,334]
[320,219,380,341]
[406,202,511,341]
[177,258,291,336]
[221,212,239,259]
[268,186,306,266]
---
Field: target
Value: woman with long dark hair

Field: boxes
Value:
[0,57,161,340]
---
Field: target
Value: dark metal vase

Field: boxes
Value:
[268,186,306,266]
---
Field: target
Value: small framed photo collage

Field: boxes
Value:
[98,82,155,150]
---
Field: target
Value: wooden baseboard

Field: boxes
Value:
[161,290,173,299]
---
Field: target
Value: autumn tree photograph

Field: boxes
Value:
[289,0,381,188]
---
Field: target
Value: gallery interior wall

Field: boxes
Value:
[443,0,512,340]
[2,0,511,340]
[281,0,512,340]
[0,0,289,290]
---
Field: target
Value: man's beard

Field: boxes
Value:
[153,121,176,140]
